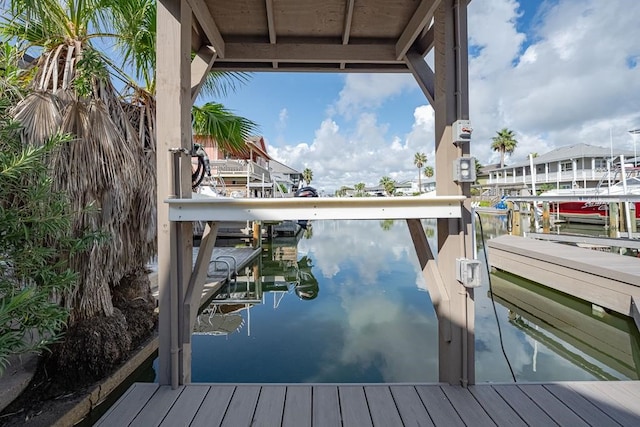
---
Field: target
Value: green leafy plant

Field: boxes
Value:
[0,100,90,373]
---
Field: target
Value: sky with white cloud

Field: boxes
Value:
[217,0,640,194]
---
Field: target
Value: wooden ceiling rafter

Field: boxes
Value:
[340,0,356,69]
[395,0,441,60]
[187,0,225,58]
[265,0,278,68]
[185,0,442,72]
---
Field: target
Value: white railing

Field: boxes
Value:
[210,160,271,181]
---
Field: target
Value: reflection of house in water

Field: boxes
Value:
[491,271,640,380]
[197,234,318,335]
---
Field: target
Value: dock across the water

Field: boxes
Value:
[487,234,640,331]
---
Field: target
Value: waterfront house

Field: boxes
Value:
[269,159,302,196]
[482,143,635,196]
[195,135,273,197]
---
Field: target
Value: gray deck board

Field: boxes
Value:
[568,382,640,426]
[188,385,235,426]
[518,384,590,427]
[252,385,285,427]
[364,385,404,427]
[159,385,209,427]
[468,385,527,427]
[282,385,311,427]
[339,386,373,427]
[390,385,435,427]
[543,384,621,427]
[129,385,182,426]
[221,385,260,427]
[96,381,640,427]
[312,386,341,427]
[94,383,158,427]
[415,385,465,427]
[492,384,556,426]
[440,384,496,426]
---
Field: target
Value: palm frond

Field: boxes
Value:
[192,102,259,152]
[197,71,252,100]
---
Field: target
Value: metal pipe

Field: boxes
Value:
[170,151,181,389]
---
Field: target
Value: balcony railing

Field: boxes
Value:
[210,160,271,181]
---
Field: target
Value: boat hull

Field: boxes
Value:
[549,201,640,225]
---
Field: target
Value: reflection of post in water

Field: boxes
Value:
[489,270,640,380]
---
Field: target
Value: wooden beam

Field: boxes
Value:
[433,0,473,386]
[265,0,276,44]
[222,42,401,64]
[186,0,225,58]
[340,0,355,69]
[210,62,410,73]
[265,0,278,68]
[156,0,194,387]
[406,219,452,342]
[183,222,219,345]
[405,52,435,105]
[415,25,435,57]
[167,195,464,222]
[396,0,441,60]
[191,46,217,104]
[342,0,355,45]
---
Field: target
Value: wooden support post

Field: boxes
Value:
[542,202,550,234]
[609,203,619,238]
[156,0,193,387]
[419,0,473,385]
[253,221,261,247]
[512,205,522,236]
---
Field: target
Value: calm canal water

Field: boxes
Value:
[168,216,640,384]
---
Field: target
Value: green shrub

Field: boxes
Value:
[0,100,86,373]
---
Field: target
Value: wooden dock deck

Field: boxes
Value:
[96,381,640,426]
[486,235,640,325]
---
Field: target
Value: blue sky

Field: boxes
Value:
[200,0,640,194]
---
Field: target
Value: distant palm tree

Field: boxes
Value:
[354,182,366,196]
[491,128,518,168]
[424,166,434,179]
[379,176,396,196]
[474,159,482,183]
[303,168,313,186]
[414,152,427,193]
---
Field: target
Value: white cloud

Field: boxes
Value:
[468,0,640,166]
[333,74,417,117]
[270,0,640,189]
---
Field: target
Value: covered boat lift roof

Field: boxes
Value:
[156,0,475,387]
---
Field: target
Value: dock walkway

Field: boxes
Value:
[486,235,640,323]
[96,381,640,426]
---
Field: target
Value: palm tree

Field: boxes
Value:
[354,182,366,197]
[491,128,518,168]
[3,0,154,382]
[424,165,434,179]
[474,159,482,183]
[303,168,313,186]
[2,0,258,385]
[379,176,396,196]
[414,152,427,193]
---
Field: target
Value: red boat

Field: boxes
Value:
[542,175,640,226]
